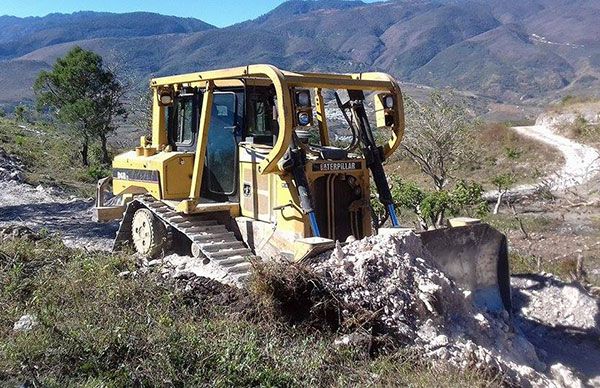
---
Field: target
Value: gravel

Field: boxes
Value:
[0,149,24,182]
[0,149,117,251]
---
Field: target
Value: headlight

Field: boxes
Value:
[298,112,311,126]
[159,94,173,105]
[296,90,311,107]
[384,95,394,109]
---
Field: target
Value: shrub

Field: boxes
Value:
[85,164,111,181]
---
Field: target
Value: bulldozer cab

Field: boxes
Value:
[164,88,243,202]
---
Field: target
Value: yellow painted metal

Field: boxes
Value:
[314,88,329,146]
[358,72,405,159]
[189,81,214,200]
[151,87,168,148]
[112,150,193,200]
[110,65,403,255]
[149,64,403,172]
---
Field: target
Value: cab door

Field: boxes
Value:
[202,92,239,201]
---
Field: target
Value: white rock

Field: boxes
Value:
[13,314,37,332]
[550,363,583,388]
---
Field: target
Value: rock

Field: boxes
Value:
[13,314,37,332]
[333,331,371,354]
[512,274,600,335]
[550,363,583,388]
[309,231,560,387]
[147,259,163,267]
[0,149,25,182]
[429,334,449,349]
[1,225,39,241]
[173,270,196,280]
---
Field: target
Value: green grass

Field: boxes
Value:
[0,237,498,387]
[0,119,108,197]
[483,213,560,235]
[508,251,583,281]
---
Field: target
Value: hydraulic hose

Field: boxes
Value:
[283,134,321,237]
[340,90,400,228]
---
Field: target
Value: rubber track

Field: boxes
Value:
[114,195,253,283]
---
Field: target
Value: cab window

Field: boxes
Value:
[166,92,200,150]
[246,91,277,145]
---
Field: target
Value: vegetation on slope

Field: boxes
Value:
[0,118,110,196]
[387,122,562,191]
[0,235,495,386]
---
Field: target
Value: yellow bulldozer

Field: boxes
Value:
[95,65,511,312]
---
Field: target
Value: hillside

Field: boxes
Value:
[0,0,599,104]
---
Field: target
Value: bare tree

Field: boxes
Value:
[401,90,476,191]
[129,88,153,134]
[491,172,516,214]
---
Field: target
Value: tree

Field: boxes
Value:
[14,105,26,122]
[34,46,126,166]
[129,87,153,135]
[390,177,487,230]
[401,90,476,191]
[491,173,516,214]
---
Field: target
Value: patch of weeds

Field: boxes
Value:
[84,164,111,182]
[485,213,559,235]
[509,250,591,284]
[249,261,341,330]
[0,237,499,387]
[504,146,522,160]
[509,251,539,274]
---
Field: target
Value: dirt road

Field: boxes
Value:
[0,180,117,250]
[510,122,600,191]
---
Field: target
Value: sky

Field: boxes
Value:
[0,0,379,27]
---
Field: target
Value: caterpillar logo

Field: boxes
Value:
[312,162,361,172]
[243,183,252,197]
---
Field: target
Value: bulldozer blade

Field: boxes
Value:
[418,223,511,313]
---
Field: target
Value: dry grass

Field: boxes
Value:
[0,119,114,197]
[386,122,562,191]
[0,236,498,387]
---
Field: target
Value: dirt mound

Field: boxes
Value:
[311,231,583,387]
[0,148,24,182]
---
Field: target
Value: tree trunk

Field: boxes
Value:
[99,132,110,164]
[493,191,505,214]
[435,208,446,228]
[80,140,89,166]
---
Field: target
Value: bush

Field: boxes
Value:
[389,177,487,229]
[85,164,111,182]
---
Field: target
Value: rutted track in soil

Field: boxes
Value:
[511,123,600,190]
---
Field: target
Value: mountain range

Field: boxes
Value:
[0,0,599,104]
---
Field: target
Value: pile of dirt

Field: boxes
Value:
[0,148,24,182]
[310,231,584,387]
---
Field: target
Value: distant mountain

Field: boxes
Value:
[1,1,599,104]
[0,11,214,60]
